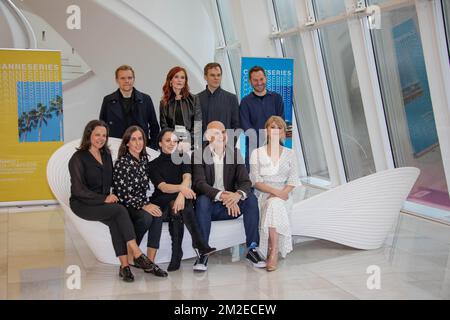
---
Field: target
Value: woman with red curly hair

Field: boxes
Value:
[160,66,202,151]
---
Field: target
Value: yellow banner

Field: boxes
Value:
[0,49,63,202]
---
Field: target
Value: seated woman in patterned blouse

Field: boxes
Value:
[113,125,168,277]
[250,116,300,272]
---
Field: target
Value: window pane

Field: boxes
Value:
[368,0,388,4]
[444,0,450,56]
[216,0,241,95]
[214,49,235,93]
[314,17,376,181]
[272,0,330,179]
[370,5,450,212]
[272,0,298,31]
[282,35,330,179]
[227,46,242,97]
[313,0,346,20]
[216,0,239,45]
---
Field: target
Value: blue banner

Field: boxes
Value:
[392,19,438,156]
[240,57,294,149]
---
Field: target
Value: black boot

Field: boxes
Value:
[167,215,184,272]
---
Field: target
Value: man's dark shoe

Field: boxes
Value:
[119,266,134,282]
[193,254,208,272]
[246,248,266,268]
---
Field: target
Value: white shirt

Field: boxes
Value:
[211,148,225,201]
[209,146,247,202]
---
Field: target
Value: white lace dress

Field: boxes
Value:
[250,146,300,258]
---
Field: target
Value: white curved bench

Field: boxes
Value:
[291,167,420,249]
[47,138,245,265]
[47,138,419,264]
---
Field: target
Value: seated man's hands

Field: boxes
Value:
[220,191,241,207]
[219,191,241,217]
[227,203,241,217]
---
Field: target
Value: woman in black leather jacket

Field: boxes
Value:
[159,66,202,151]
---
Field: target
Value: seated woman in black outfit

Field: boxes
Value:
[148,128,215,271]
[68,120,156,282]
[113,125,168,277]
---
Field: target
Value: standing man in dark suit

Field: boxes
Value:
[99,65,160,149]
[197,63,240,136]
[192,121,265,272]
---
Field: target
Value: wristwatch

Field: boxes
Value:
[236,190,245,200]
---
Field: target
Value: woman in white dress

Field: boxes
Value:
[250,116,300,271]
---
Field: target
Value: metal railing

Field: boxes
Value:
[5,0,37,48]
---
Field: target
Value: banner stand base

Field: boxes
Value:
[0,200,58,208]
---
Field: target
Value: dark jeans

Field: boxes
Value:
[150,194,210,251]
[194,193,260,248]
[126,207,163,249]
[70,201,136,257]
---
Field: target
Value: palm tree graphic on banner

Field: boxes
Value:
[50,95,64,141]
[17,93,63,143]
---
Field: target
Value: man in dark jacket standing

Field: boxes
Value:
[239,66,284,168]
[100,65,160,149]
[197,63,240,136]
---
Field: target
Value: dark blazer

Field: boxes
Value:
[192,145,251,200]
[159,93,202,143]
[197,86,240,133]
[99,88,160,149]
[68,149,113,206]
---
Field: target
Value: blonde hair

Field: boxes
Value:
[115,65,135,79]
[264,116,287,144]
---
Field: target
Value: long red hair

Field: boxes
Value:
[161,66,190,106]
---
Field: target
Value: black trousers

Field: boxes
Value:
[70,200,136,257]
[150,194,209,251]
[127,207,163,249]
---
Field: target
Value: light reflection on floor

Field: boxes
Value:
[0,205,449,300]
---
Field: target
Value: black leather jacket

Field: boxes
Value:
[159,94,202,144]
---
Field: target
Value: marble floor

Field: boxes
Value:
[0,205,449,300]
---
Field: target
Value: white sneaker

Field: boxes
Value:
[193,254,208,272]
[246,248,266,268]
